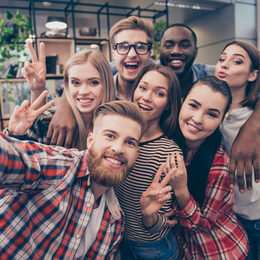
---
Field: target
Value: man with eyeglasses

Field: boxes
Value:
[109,16,154,100]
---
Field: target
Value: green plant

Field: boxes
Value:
[152,20,167,61]
[0,10,32,77]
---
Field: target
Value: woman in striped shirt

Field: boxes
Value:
[115,63,182,259]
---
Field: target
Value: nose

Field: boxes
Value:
[127,45,137,57]
[220,59,229,69]
[192,111,203,124]
[142,91,152,101]
[111,140,124,154]
[78,83,91,95]
[170,44,182,55]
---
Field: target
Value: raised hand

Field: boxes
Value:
[22,41,46,103]
[140,163,173,217]
[229,110,260,192]
[8,91,55,136]
[45,94,76,148]
[166,152,190,210]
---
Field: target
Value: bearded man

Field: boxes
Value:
[0,100,146,259]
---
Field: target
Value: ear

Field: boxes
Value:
[112,48,116,61]
[87,132,94,149]
[194,47,198,59]
[248,69,258,82]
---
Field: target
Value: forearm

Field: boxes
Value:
[142,213,166,233]
[174,187,190,210]
[31,87,47,105]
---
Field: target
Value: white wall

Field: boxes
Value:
[187,0,257,65]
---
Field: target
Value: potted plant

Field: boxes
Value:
[0,10,32,78]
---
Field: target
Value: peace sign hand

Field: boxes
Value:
[22,41,46,102]
[140,163,173,217]
[8,91,55,136]
[165,152,188,193]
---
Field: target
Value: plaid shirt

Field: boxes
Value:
[0,133,124,259]
[174,146,249,259]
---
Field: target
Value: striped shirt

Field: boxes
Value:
[115,135,181,242]
[0,133,124,259]
[174,146,249,259]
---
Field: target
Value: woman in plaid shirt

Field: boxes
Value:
[141,76,249,259]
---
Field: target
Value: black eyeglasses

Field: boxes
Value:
[113,42,152,55]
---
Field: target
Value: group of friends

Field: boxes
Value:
[0,16,259,260]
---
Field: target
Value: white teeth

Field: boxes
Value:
[188,123,200,131]
[106,157,122,165]
[78,99,91,103]
[125,62,138,66]
[139,104,152,110]
[171,60,182,64]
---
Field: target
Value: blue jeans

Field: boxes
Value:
[120,230,179,260]
[237,215,260,260]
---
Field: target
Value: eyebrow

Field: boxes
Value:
[103,129,139,143]
[141,80,168,91]
[69,76,100,80]
[221,52,245,59]
[189,99,221,114]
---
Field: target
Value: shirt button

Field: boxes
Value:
[87,203,91,207]
[76,234,80,239]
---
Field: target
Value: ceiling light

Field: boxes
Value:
[45,17,67,30]
[155,0,217,11]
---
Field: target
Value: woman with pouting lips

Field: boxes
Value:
[216,41,260,260]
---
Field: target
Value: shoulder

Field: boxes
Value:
[192,63,215,79]
[141,136,181,154]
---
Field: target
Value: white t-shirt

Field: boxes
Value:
[75,194,106,259]
[220,107,260,220]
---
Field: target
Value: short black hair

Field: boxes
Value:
[161,23,197,46]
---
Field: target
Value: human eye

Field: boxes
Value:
[163,42,173,49]
[218,55,226,63]
[71,79,80,85]
[233,59,243,65]
[126,139,138,147]
[138,85,147,91]
[180,41,192,49]
[208,111,218,118]
[155,91,166,97]
[105,133,115,139]
[90,79,101,86]
[189,102,197,109]
[136,43,147,51]
[118,43,129,51]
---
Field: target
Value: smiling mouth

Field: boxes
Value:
[138,103,152,111]
[187,122,201,132]
[78,98,93,104]
[124,62,139,70]
[104,156,125,168]
[169,59,184,67]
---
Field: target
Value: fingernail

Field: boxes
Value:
[240,189,245,193]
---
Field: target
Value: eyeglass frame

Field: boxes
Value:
[113,42,153,55]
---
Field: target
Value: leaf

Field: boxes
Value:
[6,11,13,20]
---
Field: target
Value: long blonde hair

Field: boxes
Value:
[63,49,115,149]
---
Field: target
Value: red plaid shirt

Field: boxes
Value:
[174,146,249,259]
[0,133,123,259]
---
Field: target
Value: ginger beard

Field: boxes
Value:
[87,147,133,187]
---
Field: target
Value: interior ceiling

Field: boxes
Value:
[1,0,232,23]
